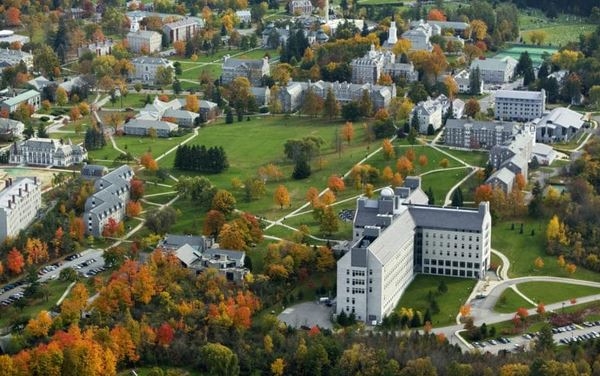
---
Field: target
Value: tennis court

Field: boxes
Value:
[494,45,558,66]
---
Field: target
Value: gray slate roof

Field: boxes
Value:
[408,205,487,231]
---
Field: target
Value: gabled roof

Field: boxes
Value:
[487,168,515,186]
[161,233,206,251]
[175,244,202,267]
[204,248,245,262]
[408,204,488,231]
[2,90,39,106]
[470,57,517,71]
[535,107,585,130]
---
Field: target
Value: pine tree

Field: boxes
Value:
[426,186,435,205]
[292,159,311,179]
[322,87,339,119]
[451,187,463,207]
[469,67,481,95]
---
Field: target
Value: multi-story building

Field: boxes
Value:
[402,20,440,51]
[453,69,484,94]
[426,20,469,34]
[337,177,491,324]
[221,56,270,86]
[532,107,586,143]
[487,129,535,193]
[288,0,313,16]
[131,57,174,83]
[0,90,40,113]
[0,48,33,69]
[0,177,42,242]
[124,119,178,137]
[443,119,519,149]
[163,18,198,44]
[0,118,24,141]
[494,89,546,121]
[278,80,396,113]
[136,96,199,127]
[9,138,87,167]
[470,57,517,84]
[410,95,464,134]
[127,16,162,53]
[351,44,418,84]
[83,165,134,237]
[77,40,114,57]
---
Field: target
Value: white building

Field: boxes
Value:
[410,95,463,134]
[444,119,519,149]
[470,57,517,85]
[221,56,270,86]
[288,0,313,16]
[127,16,162,53]
[77,40,114,57]
[351,44,418,85]
[487,130,535,193]
[337,178,491,323]
[531,107,586,143]
[402,20,440,51]
[83,165,134,237]
[9,138,87,167]
[0,30,29,46]
[236,10,252,24]
[453,69,484,94]
[0,90,41,113]
[124,118,178,137]
[131,56,173,83]
[163,18,198,44]
[136,96,199,127]
[0,48,33,69]
[0,118,24,140]
[494,89,546,121]
[0,177,42,242]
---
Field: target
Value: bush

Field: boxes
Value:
[40,116,50,122]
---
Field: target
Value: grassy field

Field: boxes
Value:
[517,282,600,305]
[102,93,153,109]
[494,288,534,313]
[396,275,476,327]
[521,25,595,48]
[88,132,193,162]
[492,219,600,282]
[442,148,489,167]
[0,280,72,328]
[421,167,471,205]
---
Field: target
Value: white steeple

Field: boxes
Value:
[130,16,140,33]
[387,21,398,45]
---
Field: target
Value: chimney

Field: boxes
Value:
[18,188,22,196]
[25,183,28,192]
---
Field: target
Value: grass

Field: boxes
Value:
[442,148,489,168]
[88,132,194,162]
[420,167,471,205]
[102,93,153,109]
[521,24,595,48]
[396,274,476,327]
[119,367,200,376]
[0,280,72,328]
[517,282,600,305]
[494,288,534,314]
[492,219,600,282]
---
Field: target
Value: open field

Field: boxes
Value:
[521,25,595,48]
[492,219,600,282]
[517,282,600,305]
[396,275,476,327]
[494,288,534,313]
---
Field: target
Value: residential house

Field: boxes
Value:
[251,87,270,107]
[0,177,42,242]
[236,10,252,24]
[288,0,313,16]
[163,18,198,44]
[123,118,178,137]
[0,48,33,69]
[199,100,219,123]
[337,177,491,324]
[9,138,88,167]
[351,44,418,84]
[494,89,546,121]
[531,107,585,143]
[127,16,162,53]
[0,118,24,141]
[77,40,114,57]
[0,90,40,113]
[83,165,134,237]
[486,129,535,193]
[443,119,519,149]
[131,56,173,83]
[470,57,517,84]
[453,69,483,94]
[221,55,270,86]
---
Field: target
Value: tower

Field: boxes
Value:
[130,16,140,33]
[387,21,398,45]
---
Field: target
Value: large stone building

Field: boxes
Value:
[443,119,519,149]
[131,57,174,83]
[351,44,418,84]
[0,89,40,113]
[470,57,517,85]
[402,19,440,51]
[221,56,270,86]
[83,165,134,237]
[494,89,546,121]
[127,16,162,53]
[288,0,313,16]
[487,129,535,193]
[0,177,42,242]
[278,80,396,113]
[410,95,464,134]
[0,48,33,69]
[337,177,492,324]
[163,18,198,44]
[9,138,87,167]
[531,107,586,143]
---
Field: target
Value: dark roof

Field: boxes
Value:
[408,204,487,231]
[161,234,206,250]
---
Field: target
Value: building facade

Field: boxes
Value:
[127,16,162,53]
[163,18,198,44]
[123,119,178,137]
[288,0,313,16]
[131,57,173,83]
[494,89,546,121]
[0,90,40,113]
[221,56,270,86]
[9,138,87,167]
[470,57,517,84]
[0,177,42,242]
[77,40,114,57]
[337,178,492,324]
[443,119,519,149]
[532,107,585,143]
[83,165,134,237]
[0,48,33,69]
[351,44,418,84]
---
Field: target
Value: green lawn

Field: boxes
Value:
[442,148,489,168]
[0,280,72,328]
[396,275,476,327]
[420,167,471,205]
[494,288,534,314]
[88,133,194,163]
[102,93,153,109]
[517,282,600,305]
[521,24,596,48]
[492,219,600,282]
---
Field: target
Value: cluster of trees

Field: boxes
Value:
[173,145,229,173]
[84,125,106,151]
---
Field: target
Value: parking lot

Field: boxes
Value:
[277,301,334,330]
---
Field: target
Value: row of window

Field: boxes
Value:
[424,250,479,258]
[345,286,372,294]
[425,241,478,250]
[424,259,480,269]
[425,233,480,241]
[423,267,479,278]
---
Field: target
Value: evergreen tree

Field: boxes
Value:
[225,107,234,124]
[292,159,311,179]
[410,312,421,327]
[451,187,463,207]
[53,17,70,64]
[538,61,550,80]
[322,87,339,120]
[469,67,482,95]
[426,186,435,205]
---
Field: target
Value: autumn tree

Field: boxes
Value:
[25,238,49,265]
[382,139,395,160]
[396,156,414,177]
[327,175,345,194]
[306,187,320,206]
[565,263,577,275]
[7,248,25,275]
[464,98,480,118]
[25,310,53,338]
[126,201,142,217]
[203,210,226,237]
[341,121,354,144]
[320,206,339,235]
[185,94,200,112]
[211,189,237,216]
[469,20,488,40]
[130,179,145,201]
[428,8,446,21]
[474,184,493,204]
[140,152,159,171]
[460,304,471,317]
[273,185,290,209]
[534,256,544,270]
[418,154,428,169]
[546,215,568,253]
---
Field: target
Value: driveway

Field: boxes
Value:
[277,301,334,330]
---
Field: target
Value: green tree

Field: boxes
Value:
[155,66,174,86]
[319,206,339,235]
[322,87,339,120]
[451,187,464,207]
[198,343,240,376]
